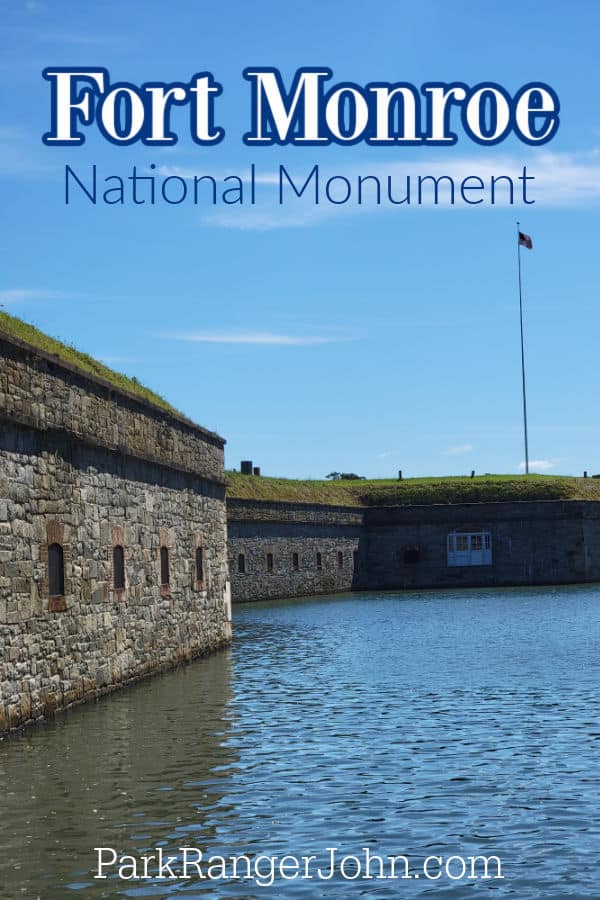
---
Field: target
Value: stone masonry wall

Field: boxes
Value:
[366,501,600,589]
[227,499,366,602]
[0,333,224,482]
[0,333,231,735]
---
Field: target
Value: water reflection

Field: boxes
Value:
[0,650,236,898]
[1,585,600,898]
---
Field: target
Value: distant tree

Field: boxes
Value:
[340,473,364,480]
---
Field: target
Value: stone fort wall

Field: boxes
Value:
[366,500,600,589]
[0,332,231,735]
[227,499,367,602]
[228,497,600,602]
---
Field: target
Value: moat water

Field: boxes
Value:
[2,586,600,899]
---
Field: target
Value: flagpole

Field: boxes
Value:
[516,221,530,475]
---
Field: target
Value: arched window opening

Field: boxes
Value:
[160,546,170,586]
[113,544,125,590]
[48,543,65,597]
[238,553,246,574]
[195,546,204,583]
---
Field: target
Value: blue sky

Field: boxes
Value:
[2,0,600,478]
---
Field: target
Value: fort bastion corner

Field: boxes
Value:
[0,318,231,734]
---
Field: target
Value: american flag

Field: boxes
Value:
[518,231,533,249]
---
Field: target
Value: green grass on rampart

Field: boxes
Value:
[0,310,179,415]
[226,472,600,507]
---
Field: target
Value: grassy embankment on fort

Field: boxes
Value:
[226,472,600,506]
[0,310,177,415]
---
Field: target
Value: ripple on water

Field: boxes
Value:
[1,585,600,898]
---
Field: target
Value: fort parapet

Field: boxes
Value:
[0,330,231,734]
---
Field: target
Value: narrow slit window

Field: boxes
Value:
[238,553,245,574]
[292,552,299,571]
[353,550,359,572]
[113,544,125,590]
[48,543,65,597]
[316,552,322,569]
[195,546,204,583]
[337,551,344,569]
[266,552,274,572]
[160,545,170,586]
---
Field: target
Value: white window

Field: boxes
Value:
[447,531,492,567]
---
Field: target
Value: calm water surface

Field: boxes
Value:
[1,586,600,899]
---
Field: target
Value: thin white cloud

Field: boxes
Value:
[203,209,317,231]
[443,443,473,456]
[99,355,137,366]
[200,148,600,230]
[519,459,555,472]
[162,330,355,346]
[156,165,280,186]
[0,288,67,303]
